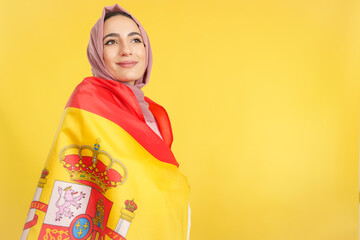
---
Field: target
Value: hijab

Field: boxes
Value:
[87,4,155,123]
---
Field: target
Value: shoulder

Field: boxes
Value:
[66,77,142,119]
[67,77,132,105]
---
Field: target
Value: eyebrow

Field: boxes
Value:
[103,32,142,41]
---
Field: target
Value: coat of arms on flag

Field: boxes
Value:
[39,180,113,240]
[22,141,138,240]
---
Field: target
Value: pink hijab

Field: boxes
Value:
[87,4,155,123]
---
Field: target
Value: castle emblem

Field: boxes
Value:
[93,198,105,230]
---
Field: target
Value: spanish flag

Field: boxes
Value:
[21,77,190,240]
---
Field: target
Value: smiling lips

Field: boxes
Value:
[116,60,138,68]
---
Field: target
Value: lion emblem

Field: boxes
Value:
[55,186,86,221]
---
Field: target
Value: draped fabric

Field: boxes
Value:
[21,77,190,240]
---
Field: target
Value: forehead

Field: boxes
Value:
[103,15,141,35]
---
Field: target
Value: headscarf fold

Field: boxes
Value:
[87,4,155,122]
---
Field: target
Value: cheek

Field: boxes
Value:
[103,51,110,66]
[138,48,147,68]
[103,48,115,66]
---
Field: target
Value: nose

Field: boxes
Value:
[119,41,131,56]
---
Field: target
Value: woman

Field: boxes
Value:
[21,4,190,240]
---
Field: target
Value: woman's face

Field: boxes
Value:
[103,15,146,85]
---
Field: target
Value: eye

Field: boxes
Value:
[131,38,142,43]
[104,39,117,45]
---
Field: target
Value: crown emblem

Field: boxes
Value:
[125,199,137,213]
[120,199,138,223]
[38,168,49,188]
[59,140,128,193]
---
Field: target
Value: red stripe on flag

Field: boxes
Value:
[146,97,173,148]
[66,77,179,167]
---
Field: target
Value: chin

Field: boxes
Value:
[114,74,142,83]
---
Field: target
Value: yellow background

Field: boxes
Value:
[0,0,359,239]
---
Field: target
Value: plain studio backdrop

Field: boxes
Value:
[1,0,360,239]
